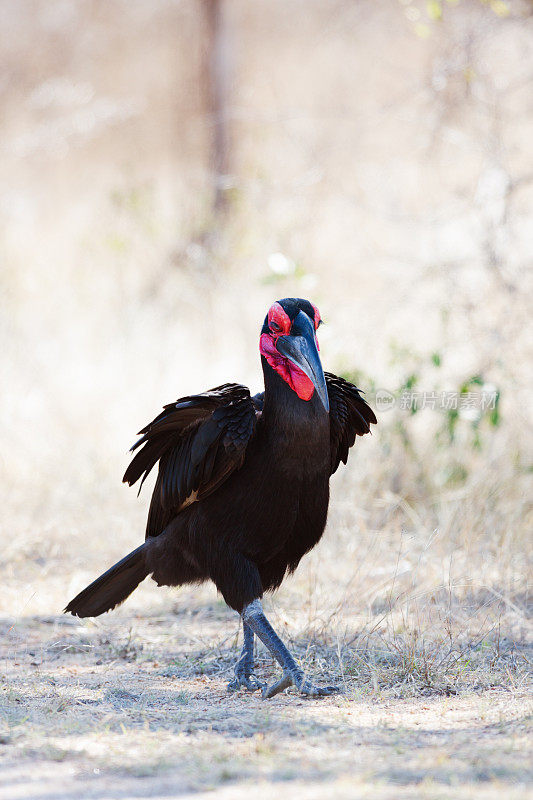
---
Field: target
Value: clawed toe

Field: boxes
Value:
[261,671,341,699]
[261,673,293,699]
[228,673,265,693]
[300,683,340,697]
[244,675,266,692]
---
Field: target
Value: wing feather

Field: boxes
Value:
[123,383,258,537]
[326,372,377,475]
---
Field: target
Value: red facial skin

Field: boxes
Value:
[311,302,321,349]
[259,302,321,401]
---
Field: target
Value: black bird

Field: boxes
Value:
[66,298,376,698]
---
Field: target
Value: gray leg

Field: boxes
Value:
[242,600,340,699]
[227,620,265,692]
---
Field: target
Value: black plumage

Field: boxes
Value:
[66,298,376,697]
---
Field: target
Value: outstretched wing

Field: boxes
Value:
[326,372,377,475]
[123,383,259,538]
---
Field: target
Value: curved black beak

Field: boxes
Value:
[276,310,329,412]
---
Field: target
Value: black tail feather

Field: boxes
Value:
[65,544,149,618]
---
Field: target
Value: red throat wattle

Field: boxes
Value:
[259,302,320,401]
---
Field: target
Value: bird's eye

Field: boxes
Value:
[270,321,282,333]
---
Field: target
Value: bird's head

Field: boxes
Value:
[260,298,329,412]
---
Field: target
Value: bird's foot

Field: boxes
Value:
[228,671,265,693]
[262,668,340,699]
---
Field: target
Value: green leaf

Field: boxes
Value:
[404,373,418,391]
[489,407,500,427]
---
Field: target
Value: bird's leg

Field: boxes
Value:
[242,599,340,699]
[227,620,265,692]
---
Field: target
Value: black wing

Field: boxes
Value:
[326,372,377,475]
[123,383,259,538]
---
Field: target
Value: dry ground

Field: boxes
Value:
[1,554,531,799]
[1,608,532,800]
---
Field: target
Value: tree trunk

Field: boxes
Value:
[203,0,230,215]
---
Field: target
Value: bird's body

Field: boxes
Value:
[66,298,376,697]
[145,378,330,610]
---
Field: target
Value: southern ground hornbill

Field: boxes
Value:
[66,298,377,698]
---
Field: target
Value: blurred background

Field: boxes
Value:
[1,0,531,650]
